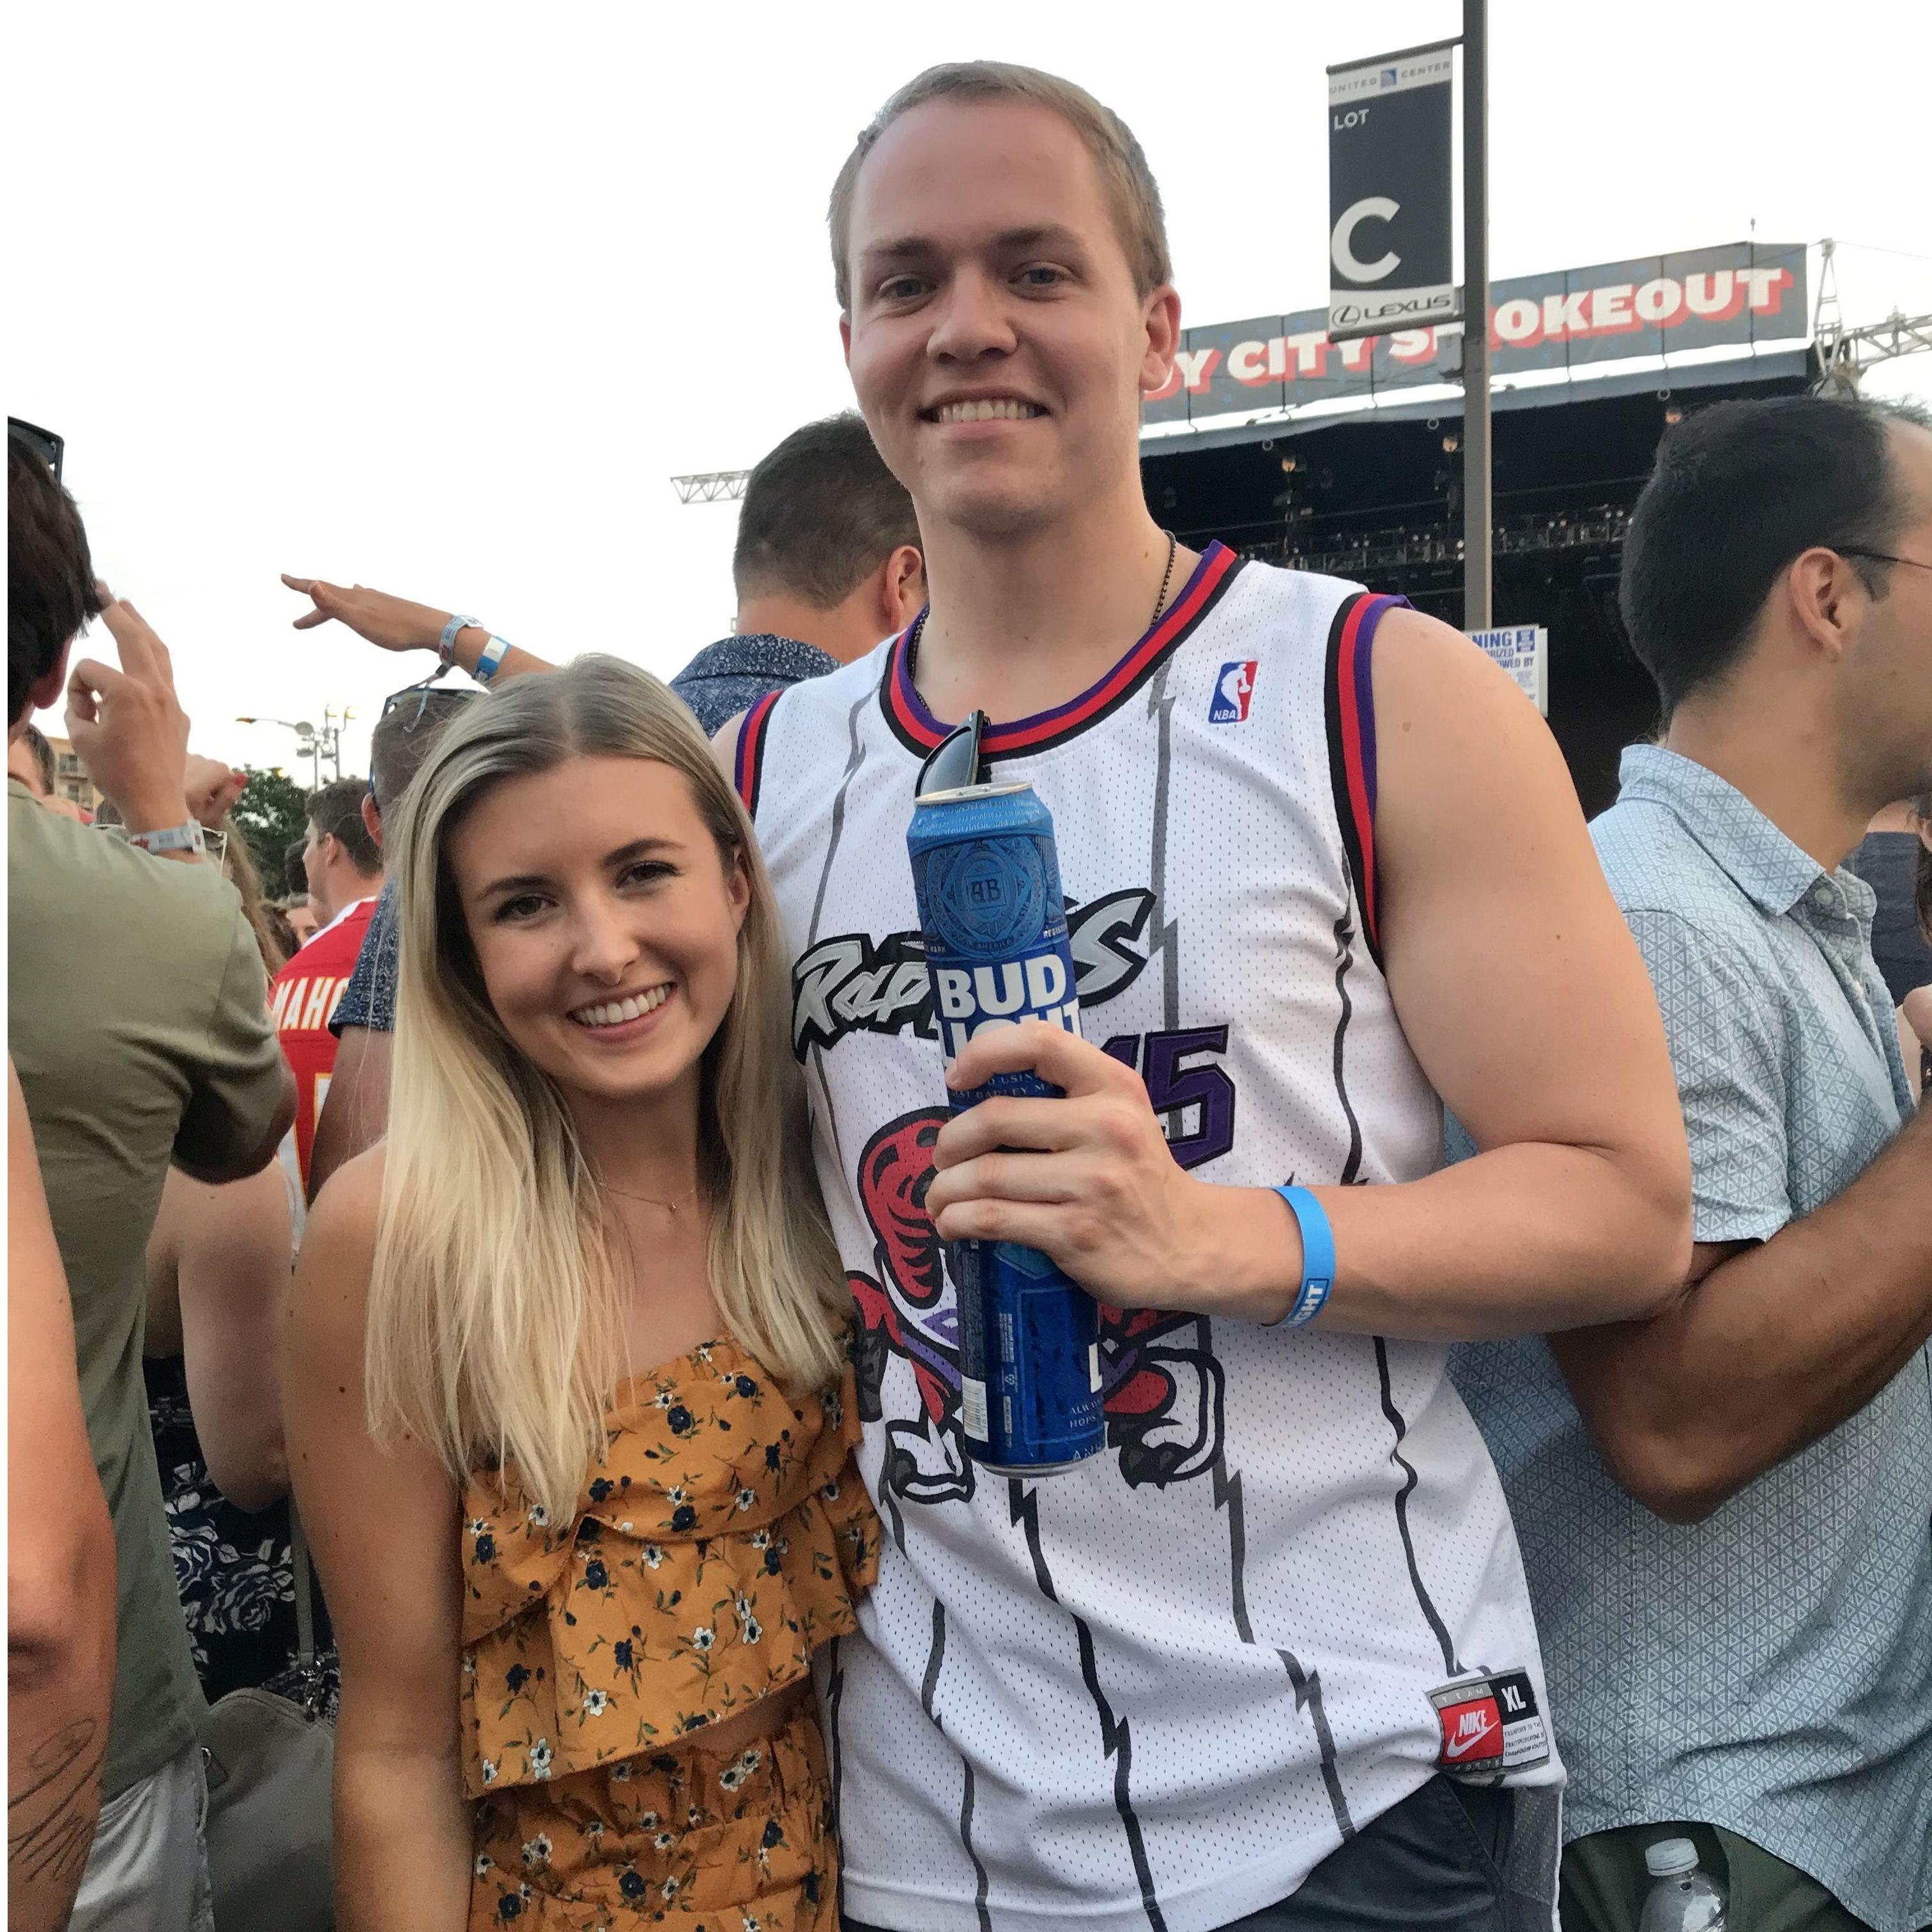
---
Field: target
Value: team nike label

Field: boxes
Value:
[1428,1669,1548,1780]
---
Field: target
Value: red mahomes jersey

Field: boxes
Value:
[268,895,376,1191]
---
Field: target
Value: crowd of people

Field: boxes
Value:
[8,56,1932,1932]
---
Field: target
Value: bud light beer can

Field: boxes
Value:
[908,776,1104,1475]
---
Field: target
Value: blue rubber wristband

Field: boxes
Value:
[473,633,510,686]
[1269,1184,1335,1328]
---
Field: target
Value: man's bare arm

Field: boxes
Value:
[927,613,1691,1340]
[307,1027,392,1206]
[149,1166,293,1511]
[1552,1101,1932,1522]
[8,1067,114,1931]
[1322,609,1692,1334]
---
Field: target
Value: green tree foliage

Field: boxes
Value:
[234,767,311,894]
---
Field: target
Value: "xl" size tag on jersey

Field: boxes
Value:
[1428,1668,1550,1783]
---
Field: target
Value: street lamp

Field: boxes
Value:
[237,716,320,788]
[235,709,353,789]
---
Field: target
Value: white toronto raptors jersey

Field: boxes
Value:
[740,546,1560,1932]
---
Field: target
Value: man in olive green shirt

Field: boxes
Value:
[8,433,293,1931]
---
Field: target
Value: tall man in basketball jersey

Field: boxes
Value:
[719,62,1693,1932]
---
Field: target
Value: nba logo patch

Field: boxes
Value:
[1210,660,1258,723]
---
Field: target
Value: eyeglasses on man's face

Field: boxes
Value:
[1837,546,1932,577]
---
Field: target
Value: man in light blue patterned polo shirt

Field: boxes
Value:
[1454,394,1932,1932]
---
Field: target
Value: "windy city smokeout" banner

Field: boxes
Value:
[1144,241,1807,427]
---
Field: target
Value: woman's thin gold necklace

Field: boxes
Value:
[599,1179,701,1210]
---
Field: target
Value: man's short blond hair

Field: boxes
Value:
[828,62,1172,313]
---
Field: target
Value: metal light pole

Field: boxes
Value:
[237,710,353,788]
[321,708,353,783]
[236,716,321,789]
[1462,0,1492,630]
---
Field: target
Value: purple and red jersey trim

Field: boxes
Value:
[880,542,1243,762]
[1323,591,1406,967]
[732,689,782,815]
[740,552,1401,974]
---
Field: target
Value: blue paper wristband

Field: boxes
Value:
[1269,1184,1335,1328]
[473,633,510,686]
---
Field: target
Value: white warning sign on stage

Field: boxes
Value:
[1468,625,1548,716]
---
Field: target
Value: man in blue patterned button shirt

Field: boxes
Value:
[1455,394,1932,1932]
[668,411,925,733]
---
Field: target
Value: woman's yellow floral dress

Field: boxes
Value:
[461,1339,880,1929]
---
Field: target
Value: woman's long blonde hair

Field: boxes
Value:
[365,655,847,1519]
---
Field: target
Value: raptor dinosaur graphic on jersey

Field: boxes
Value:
[847,1108,1225,1506]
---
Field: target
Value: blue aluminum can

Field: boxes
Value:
[908,778,1104,1475]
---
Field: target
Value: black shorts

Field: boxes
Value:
[843,1776,1560,1932]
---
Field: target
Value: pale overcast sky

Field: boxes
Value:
[11,1,1931,779]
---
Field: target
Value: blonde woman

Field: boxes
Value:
[288,657,878,1929]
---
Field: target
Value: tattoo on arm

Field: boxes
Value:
[9,1717,107,1889]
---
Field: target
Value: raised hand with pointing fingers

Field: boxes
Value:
[64,583,195,847]
[279,576,456,656]
[279,574,553,686]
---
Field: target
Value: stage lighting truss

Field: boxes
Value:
[1259,502,1634,576]
[670,471,752,504]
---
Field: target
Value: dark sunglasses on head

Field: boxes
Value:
[371,670,477,808]
[8,417,64,482]
[379,667,480,731]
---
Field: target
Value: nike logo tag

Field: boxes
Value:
[1429,1667,1549,1779]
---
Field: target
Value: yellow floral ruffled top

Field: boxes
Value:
[460,1338,880,1928]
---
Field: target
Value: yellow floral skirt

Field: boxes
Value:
[468,1704,834,1930]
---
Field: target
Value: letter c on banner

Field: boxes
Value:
[1331,197,1400,283]
[1228,340,1269,385]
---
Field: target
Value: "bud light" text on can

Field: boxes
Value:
[907,779,1104,1475]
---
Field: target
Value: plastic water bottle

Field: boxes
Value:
[1639,1838,1728,1932]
